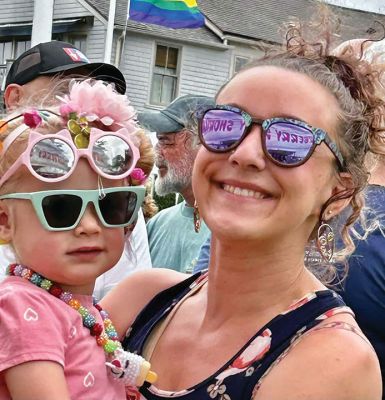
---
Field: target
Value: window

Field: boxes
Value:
[150,44,179,106]
[54,34,87,53]
[0,38,31,64]
[0,38,31,92]
[234,56,250,74]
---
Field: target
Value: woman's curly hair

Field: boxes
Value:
[219,5,385,281]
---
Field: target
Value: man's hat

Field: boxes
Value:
[137,94,215,134]
[5,40,126,94]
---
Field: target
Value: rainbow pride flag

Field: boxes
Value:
[129,0,205,29]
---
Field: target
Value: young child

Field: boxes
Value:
[0,80,156,399]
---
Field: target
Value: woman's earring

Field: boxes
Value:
[193,201,201,233]
[316,221,335,263]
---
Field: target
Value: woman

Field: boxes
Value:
[103,15,384,400]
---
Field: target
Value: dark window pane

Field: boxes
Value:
[167,47,178,70]
[155,45,167,68]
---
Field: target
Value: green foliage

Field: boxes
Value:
[153,191,183,212]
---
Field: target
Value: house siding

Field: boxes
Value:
[0,0,109,64]
[120,33,230,110]
[0,0,34,23]
[120,33,156,109]
[82,18,107,62]
[53,0,93,19]
[179,46,230,97]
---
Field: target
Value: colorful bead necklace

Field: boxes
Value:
[6,263,156,386]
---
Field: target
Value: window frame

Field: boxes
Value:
[233,55,250,75]
[149,42,181,106]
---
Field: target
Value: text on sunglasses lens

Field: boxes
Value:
[199,107,344,169]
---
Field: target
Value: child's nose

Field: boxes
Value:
[74,204,102,235]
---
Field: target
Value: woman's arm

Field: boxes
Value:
[254,324,382,400]
[5,361,70,400]
[101,268,187,338]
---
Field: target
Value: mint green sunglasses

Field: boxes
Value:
[0,187,145,231]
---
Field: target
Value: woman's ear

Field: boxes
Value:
[326,172,355,219]
[0,200,13,244]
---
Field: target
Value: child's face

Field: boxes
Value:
[1,159,126,294]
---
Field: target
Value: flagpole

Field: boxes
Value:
[104,0,117,63]
[127,0,131,19]
[118,0,131,69]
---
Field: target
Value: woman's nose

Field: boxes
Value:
[228,125,266,170]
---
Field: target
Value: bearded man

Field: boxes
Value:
[138,95,214,272]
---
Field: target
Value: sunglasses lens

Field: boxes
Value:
[30,138,75,179]
[93,135,134,176]
[42,194,82,229]
[201,110,245,151]
[99,191,138,225]
[265,121,315,165]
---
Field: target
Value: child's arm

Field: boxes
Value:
[5,361,70,400]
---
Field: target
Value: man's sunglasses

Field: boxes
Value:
[198,105,345,170]
[0,187,145,231]
[0,126,139,188]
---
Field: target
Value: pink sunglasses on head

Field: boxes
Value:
[0,125,140,188]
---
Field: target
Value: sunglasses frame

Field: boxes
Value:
[0,187,145,231]
[0,126,140,188]
[198,105,345,170]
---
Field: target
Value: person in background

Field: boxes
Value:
[138,95,214,273]
[1,40,153,299]
[102,8,384,399]
[332,37,385,398]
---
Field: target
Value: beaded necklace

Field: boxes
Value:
[6,263,156,386]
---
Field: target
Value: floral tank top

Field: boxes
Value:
[123,272,354,400]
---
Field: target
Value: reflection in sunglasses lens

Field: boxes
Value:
[42,194,82,228]
[93,136,133,176]
[202,110,245,150]
[265,122,314,165]
[99,191,137,225]
[31,139,75,179]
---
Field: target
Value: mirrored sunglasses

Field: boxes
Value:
[198,105,345,170]
[0,187,145,231]
[0,126,140,188]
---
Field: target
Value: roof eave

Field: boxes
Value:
[125,26,231,49]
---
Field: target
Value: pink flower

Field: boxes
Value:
[60,80,138,134]
[23,110,42,128]
[59,103,76,117]
[130,168,146,184]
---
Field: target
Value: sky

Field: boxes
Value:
[324,0,385,14]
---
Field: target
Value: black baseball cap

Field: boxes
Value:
[137,94,215,134]
[5,40,126,94]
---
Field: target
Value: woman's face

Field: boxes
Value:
[193,66,347,244]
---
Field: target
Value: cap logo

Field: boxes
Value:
[63,48,90,63]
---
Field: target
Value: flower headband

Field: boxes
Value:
[0,80,147,185]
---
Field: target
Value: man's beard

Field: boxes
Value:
[155,155,194,196]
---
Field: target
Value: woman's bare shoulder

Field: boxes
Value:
[255,319,382,400]
[101,269,188,337]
